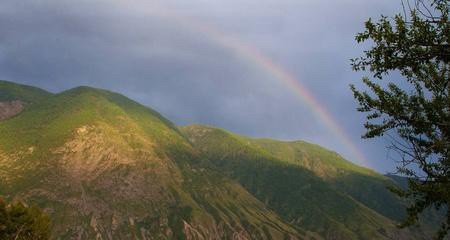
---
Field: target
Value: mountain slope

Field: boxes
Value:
[0,81,436,239]
[0,80,52,103]
[0,80,52,120]
[0,83,309,239]
[247,138,406,222]
[181,125,427,239]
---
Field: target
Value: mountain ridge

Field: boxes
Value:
[181,125,414,239]
[0,80,433,239]
[0,81,310,239]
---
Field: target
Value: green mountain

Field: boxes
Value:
[0,82,309,239]
[0,80,52,120]
[181,125,429,239]
[0,80,433,239]
[0,80,52,103]
[245,137,405,221]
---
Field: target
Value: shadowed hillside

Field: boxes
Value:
[0,81,309,239]
[0,80,52,120]
[181,125,430,239]
[0,81,435,239]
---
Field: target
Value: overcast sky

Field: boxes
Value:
[0,0,405,172]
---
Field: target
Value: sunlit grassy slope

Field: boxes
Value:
[0,80,432,239]
[181,125,430,239]
[0,80,52,103]
[0,82,309,239]
[246,137,406,221]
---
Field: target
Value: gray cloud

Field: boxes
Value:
[0,0,404,172]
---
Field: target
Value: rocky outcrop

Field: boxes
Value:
[0,100,25,120]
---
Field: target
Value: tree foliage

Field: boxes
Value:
[350,0,449,239]
[0,198,50,240]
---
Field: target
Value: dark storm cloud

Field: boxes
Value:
[0,0,404,172]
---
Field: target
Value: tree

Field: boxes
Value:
[0,198,50,240]
[350,0,449,239]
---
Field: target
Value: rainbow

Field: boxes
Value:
[144,2,369,167]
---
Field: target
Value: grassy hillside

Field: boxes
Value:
[247,138,406,222]
[0,80,52,103]
[0,81,434,239]
[0,82,309,239]
[181,125,426,239]
[247,138,377,177]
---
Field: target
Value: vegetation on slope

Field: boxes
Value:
[181,125,425,239]
[0,197,50,240]
[0,81,307,239]
[0,80,435,239]
[0,80,52,103]
[248,138,406,222]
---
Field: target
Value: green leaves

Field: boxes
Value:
[0,198,50,240]
[351,0,449,238]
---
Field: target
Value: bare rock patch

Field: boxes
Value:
[0,100,25,120]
